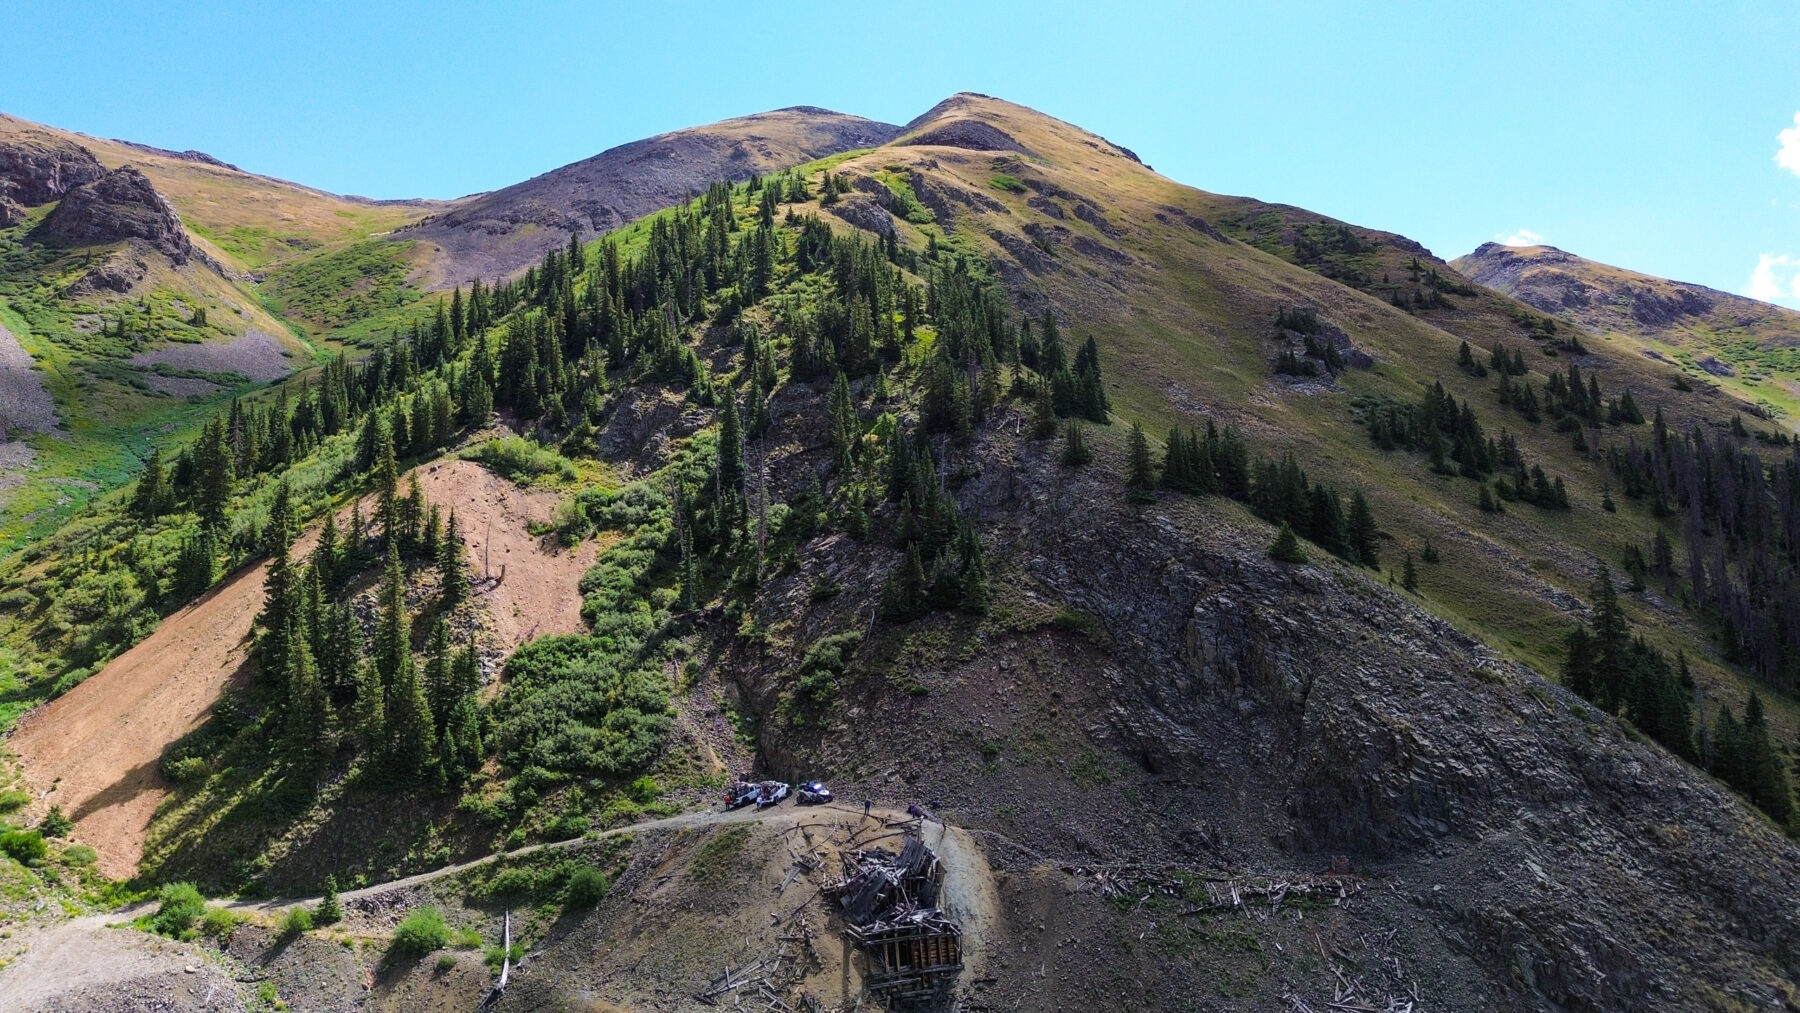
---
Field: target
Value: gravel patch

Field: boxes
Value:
[0,321,57,437]
[129,328,292,382]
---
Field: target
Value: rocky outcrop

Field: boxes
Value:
[901,119,1030,155]
[64,244,150,297]
[0,136,105,207]
[0,195,24,228]
[39,166,191,264]
[826,194,895,237]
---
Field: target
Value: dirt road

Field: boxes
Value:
[0,804,992,1013]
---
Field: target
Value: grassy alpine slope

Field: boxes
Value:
[0,94,1797,1010]
[1455,239,1800,421]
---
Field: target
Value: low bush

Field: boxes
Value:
[0,829,47,865]
[151,882,206,937]
[564,866,610,910]
[199,907,243,940]
[60,843,97,865]
[466,437,576,483]
[390,906,450,955]
[279,906,314,936]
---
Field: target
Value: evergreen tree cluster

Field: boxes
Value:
[1609,413,1800,694]
[1150,421,1380,566]
[1563,567,1792,825]
[880,429,989,618]
[1358,383,1571,510]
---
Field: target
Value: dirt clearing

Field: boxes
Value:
[6,457,594,880]
[413,458,597,652]
[6,555,274,880]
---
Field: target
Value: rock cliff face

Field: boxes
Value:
[0,136,106,207]
[724,413,1800,1011]
[39,165,191,264]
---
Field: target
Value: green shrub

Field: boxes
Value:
[391,906,450,956]
[485,867,536,900]
[38,805,72,838]
[990,173,1026,193]
[0,789,30,814]
[451,927,483,949]
[628,776,661,803]
[0,829,47,865]
[466,437,576,483]
[60,843,97,865]
[484,942,524,969]
[436,953,458,971]
[151,882,206,937]
[279,906,314,936]
[544,814,590,841]
[564,866,610,910]
[199,907,242,940]
[164,757,211,784]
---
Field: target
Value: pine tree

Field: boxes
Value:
[131,447,173,520]
[315,876,343,925]
[1347,491,1380,567]
[283,634,332,764]
[423,617,453,732]
[1402,553,1419,592]
[438,510,466,610]
[193,414,234,532]
[374,415,400,547]
[1125,421,1155,501]
[1269,522,1307,564]
[1031,376,1057,439]
[828,372,859,459]
[1061,421,1092,466]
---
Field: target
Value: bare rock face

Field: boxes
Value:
[40,166,191,264]
[0,136,106,207]
[0,195,24,228]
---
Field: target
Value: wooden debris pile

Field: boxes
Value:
[1063,862,1362,919]
[825,833,963,1009]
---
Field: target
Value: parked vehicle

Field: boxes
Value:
[794,781,834,805]
[755,781,791,807]
[723,781,761,809]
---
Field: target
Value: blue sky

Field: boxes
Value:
[5,0,1799,306]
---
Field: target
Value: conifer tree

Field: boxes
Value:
[1347,491,1381,566]
[283,634,332,764]
[194,414,234,532]
[1269,522,1307,563]
[438,510,466,610]
[1125,421,1156,501]
[1402,553,1419,592]
[1061,421,1093,466]
[132,447,173,520]
[375,414,400,546]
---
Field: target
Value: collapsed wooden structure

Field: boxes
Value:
[825,833,964,1008]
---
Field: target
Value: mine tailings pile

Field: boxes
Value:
[825,829,964,1009]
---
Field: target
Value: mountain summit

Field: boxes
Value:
[398,106,901,286]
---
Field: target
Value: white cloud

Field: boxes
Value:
[1494,229,1544,247]
[1746,254,1800,304]
[1778,112,1800,178]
